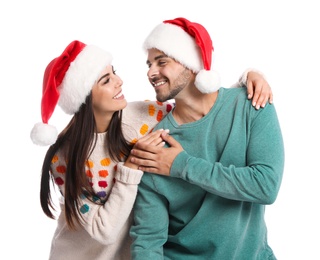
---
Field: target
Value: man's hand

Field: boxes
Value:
[124,129,167,169]
[130,131,183,175]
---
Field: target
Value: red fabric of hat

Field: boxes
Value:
[164,17,213,72]
[41,41,86,124]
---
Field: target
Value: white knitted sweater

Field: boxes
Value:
[48,100,173,260]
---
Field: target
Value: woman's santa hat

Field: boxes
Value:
[30,40,113,146]
[143,17,220,93]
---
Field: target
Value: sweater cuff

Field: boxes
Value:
[170,151,190,178]
[239,68,266,87]
[115,162,143,184]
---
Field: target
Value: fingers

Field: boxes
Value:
[246,81,254,100]
[161,131,183,150]
[129,155,167,175]
[251,81,273,110]
[246,71,273,110]
[129,143,173,176]
[130,131,183,176]
[250,81,264,109]
[131,149,156,161]
[130,146,165,173]
[268,91,273,104]
[135,129,169,147]
[123,155,139,169]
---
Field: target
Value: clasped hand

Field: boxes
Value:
[128,129,183,175]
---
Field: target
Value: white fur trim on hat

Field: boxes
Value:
[58,45,113,114]
[144,23,203,73]
[30,122,58,146]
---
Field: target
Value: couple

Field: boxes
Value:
[31,17,284,260]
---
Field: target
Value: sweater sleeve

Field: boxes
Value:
[233,68,266,88]
[130,174,168,259]
[77,162,143,245]
[122,100,173,143]
[170,103,284,205]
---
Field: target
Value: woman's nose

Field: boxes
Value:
[115,75,123,87]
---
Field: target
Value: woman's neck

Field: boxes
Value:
[94,113,112,133]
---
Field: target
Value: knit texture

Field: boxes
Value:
[131,88,284,260]
[48,100,173,260]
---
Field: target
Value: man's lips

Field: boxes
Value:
[152,80,167,87]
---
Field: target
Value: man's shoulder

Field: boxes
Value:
[221,86,247,95]
[219,87,248,103]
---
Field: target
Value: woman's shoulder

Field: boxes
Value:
[123,100,174,121]
[125,100,173,112]
[122,100,174,143]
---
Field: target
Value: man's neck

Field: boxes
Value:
[172,91,218,125]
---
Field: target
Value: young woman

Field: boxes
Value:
[30,40,272,260]
[31,40,171,260]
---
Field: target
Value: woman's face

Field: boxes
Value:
[91,65,127,117]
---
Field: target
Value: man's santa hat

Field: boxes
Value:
[143,17,220,93]
[30,40,112,146]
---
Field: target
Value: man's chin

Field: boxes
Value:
[156,94,168,103]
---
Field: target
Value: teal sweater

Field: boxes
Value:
[130,87,285,260]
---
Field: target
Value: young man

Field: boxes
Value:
[130,17,284,259]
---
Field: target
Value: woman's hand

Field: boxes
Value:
[130,131,183,175]
[246,71,273,110]
[124,129,168,169]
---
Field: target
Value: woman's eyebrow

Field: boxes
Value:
[98,73,110,83]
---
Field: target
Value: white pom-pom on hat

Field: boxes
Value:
[143,17,221,93]
[195,70,221,93]
[30,122,58,146]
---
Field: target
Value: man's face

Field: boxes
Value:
[146,48,194,102]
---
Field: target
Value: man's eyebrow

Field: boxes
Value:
[98,73,110,83]
[146,54,169,65]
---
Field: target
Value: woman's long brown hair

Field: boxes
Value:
[40,93,132,229]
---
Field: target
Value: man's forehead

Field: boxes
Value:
[147,49,168,62]
[148,48,165,56]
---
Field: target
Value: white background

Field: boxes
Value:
[1,0,319,259]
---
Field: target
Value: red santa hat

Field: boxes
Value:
[30,40,113,146]
[143,17,220,93]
